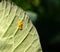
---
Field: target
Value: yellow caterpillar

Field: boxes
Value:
[18,21,23,30]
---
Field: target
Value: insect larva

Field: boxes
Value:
[18,21,23,30]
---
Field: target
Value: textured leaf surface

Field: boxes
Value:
[0,0,42,52]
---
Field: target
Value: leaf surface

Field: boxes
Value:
[0,0,42,52]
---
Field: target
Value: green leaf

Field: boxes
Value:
[0,0,42,52]
[32,0,40,7]
[26,11,37,23]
